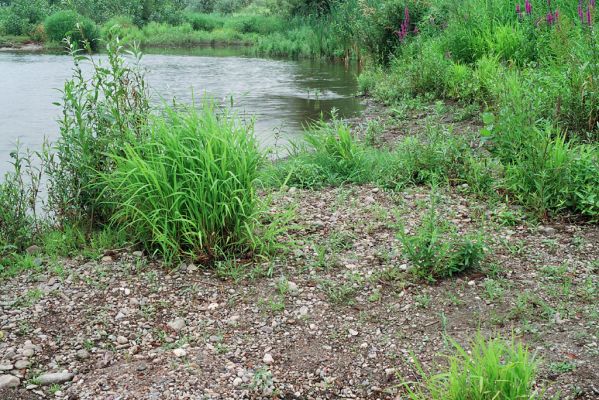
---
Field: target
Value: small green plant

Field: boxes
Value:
[398,196,485,281]
[402,334,539,400]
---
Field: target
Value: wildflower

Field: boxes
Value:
[525,0,532,15]
[588,5,593,25]
[591,0,596,9]
[579,0,584,23]
[546,12,553,25]
[516,3,522,18]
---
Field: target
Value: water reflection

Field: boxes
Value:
[0,47,364,175]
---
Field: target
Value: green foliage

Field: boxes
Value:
[398,197,485,282]
[0,0,49,35]
[103,103,262,264]
[46,40,149,224]
[44,10,99,49]
[403,333,539,400]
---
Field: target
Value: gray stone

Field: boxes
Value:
[167,317,186,332]
[26,245,41,255]
[76,349,90,360]
[263,353,274,365]
[0,363,13,371]
[116,336,128,345]
[14,360,29,369]
[0,374,20,388]
[22,348,35,358]
[37,372,74,385]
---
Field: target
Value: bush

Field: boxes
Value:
[403,333,539,399]
[101,16,143,43]
[214,0,246,14]
[46,40,149,224]
[185,12,225,31]
[44,10,100,50]
[398,196,485,282]
[104,103,262,264]
[1,0,49,35]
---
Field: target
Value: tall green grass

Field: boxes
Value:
[104,103,263,264]
[403,334,539,399]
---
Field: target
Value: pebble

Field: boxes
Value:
[37,372,74,385]
[348,329,359,337]
[76,349,90,360]
[0,374,20,388]
[0,363,13,371]
[117,336,128,345]
[263,353,274,364]
[14,360,29,369]
[173,348,187,358]
[233,377,243,386]
[22,348,35,357]
[168,317,186,332]
[26,245,41,255]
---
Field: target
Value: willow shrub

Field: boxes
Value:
[104,104,262,264]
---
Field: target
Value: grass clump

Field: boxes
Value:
[403,333,539,400]
[398,196,485,282]
[104,103,262,264]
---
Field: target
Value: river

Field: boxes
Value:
[0,47,363,176]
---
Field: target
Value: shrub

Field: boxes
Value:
[104,103,262,264]
[185,12,225,31]
[214,0,245,14]
[1,0,49,35]
[46,40,149,224]
[101,16,143,43]
[44,10,100,50]
[403,333,539,400]
[398,197,485,282]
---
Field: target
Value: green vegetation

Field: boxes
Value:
[104,104,262,264]
[403,334,539,399]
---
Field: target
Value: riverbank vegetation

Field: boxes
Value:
[0,1,598,399]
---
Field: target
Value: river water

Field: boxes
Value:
[0,47,363,176]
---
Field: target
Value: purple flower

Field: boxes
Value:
[591,0,596,8]
[516,3,522,18]
[554,9,559,21]
[546,12,553,24]
[525,0,532,15]
[588,6,593,25]
[579,0,584,23]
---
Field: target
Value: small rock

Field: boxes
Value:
[26,245,41,255]
[263,353,274,365]
[467,280,476,286]
[76,350,90,360]
[22,348,34,358]
[538,226,556,235]
[101,255,113,263]
[348,329,359,337]
[0,363,13,371]
[14,360,29,369]
[167,318,186,332]
[173,348,187,358]
[0,374,20,388]
[132,251,143,257]
[136,363,148,372]
[37,372,74,385]
[116,336,128,345]
[298,306,309,316]
[233,377,243,387]
[287,281,299,295]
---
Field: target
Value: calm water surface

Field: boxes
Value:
[0,47,363,175]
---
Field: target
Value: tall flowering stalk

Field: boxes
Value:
[525,0,532,15]
[396,6,412,42]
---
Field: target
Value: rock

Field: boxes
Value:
[0,374,20,388]
[467,280,476,286]
[233,377,243,387]
[136,363,148,372]
[132,251,143,257]
[263,353,274,365]
[167,317,186,332]
[0,363,13,371]
[298,306,309,316]
[14,360,29,369]
[538,226,556,235]
[76,350,90,360]
[116,336,128,345]
[173,348,187,358]
[288,281,299,295]
[348,329,359,337]
[37,372,74,385]
[101,255,113,263]
[26,245,41,255]
[22,348,34,358]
